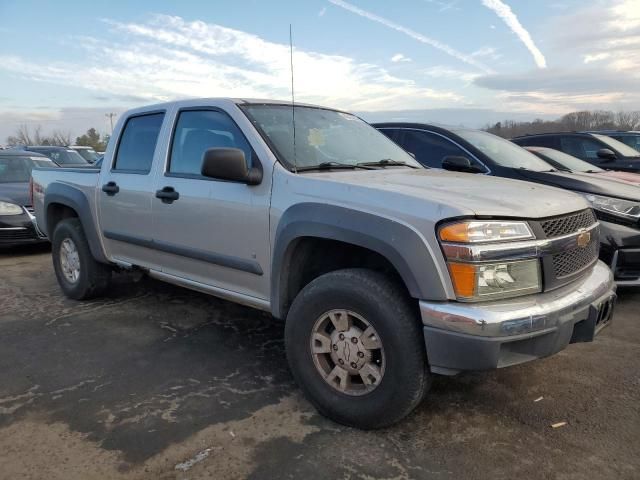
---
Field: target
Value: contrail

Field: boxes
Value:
[482,0,547,68]
[328,0,493,73]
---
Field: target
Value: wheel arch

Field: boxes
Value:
[271,203,448,319]
[45,183,108,264]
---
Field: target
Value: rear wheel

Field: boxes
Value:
[51,218,111,300]
[285,268,431,429]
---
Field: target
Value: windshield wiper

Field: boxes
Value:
[358,159,419,169]
[295,161,376,172]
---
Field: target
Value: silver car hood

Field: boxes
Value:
[300,168,589,219]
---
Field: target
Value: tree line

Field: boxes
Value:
[6,124,110,151]
[485,110,640,139]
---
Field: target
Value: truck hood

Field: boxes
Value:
[0,182,29,206]
[302,168,588,218]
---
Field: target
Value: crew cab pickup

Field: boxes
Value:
[32,98,617,428]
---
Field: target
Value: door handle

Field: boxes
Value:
[155,186,180,204]
[102,181,119,196]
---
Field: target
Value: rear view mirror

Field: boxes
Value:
[596,148,616,161]
[201,148,262,185]
[441,156,483,174]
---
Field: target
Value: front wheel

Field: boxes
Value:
[285,268,431,429]
[51,218,111,300]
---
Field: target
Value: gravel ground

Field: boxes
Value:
[1,244,639,480]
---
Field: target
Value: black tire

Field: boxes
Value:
[285,268,431,429]
[51,218,111,300]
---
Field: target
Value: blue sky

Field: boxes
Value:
[1,0,639,140]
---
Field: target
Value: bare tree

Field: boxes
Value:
[5,125,71,146]
[486,110,640,138]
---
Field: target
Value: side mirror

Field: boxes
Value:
[441,156,483,173]
[596,148,616,161]
[201,148,262,185]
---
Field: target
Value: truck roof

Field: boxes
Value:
[123,97,350,115]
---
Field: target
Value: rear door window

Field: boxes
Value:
[114,113,165,173]
[168,109,252,176]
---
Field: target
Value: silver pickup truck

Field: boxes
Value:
[32,98,616,428]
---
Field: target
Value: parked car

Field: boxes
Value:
[374,123,640,285]
[32,99,616,428]
[0,150,53,246]
[524,146,640,185]
[584,131,640,151]
[23,146,90,167]
[68,145,101,164]
[511,132,640,172]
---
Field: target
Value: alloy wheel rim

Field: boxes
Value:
[310,309,385,396]
[59,238,81,284]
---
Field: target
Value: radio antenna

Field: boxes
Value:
[289,24,298,172]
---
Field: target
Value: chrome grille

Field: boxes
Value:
[541,209,597,238]
[552,238,599,278]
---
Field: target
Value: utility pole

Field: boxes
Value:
[105,113,116,134]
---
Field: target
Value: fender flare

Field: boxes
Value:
[271,203,448,319]
[44,183,108,264]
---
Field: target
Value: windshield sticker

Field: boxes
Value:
[308,128,326,147]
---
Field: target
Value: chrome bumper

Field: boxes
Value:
[420,261,616,338]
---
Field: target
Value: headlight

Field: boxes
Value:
[439,220,534,243]
[447,259,542,301]
[582,194,640,221]
[439,220,541,301]
[0,201,23,216]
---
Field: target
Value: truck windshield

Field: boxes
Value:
[241,104,421,171]
[454,129,556,172]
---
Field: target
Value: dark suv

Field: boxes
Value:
[512,132,640,172]
[584,131,640,151]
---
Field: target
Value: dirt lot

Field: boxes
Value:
[0,244,639,480]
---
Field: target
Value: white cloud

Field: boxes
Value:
[471,46,502,60]
[423,66,480,84]
[318,7,327,17]
[481,0,547,68]
[391,53,411,63]
[328,0,493,73]
[0,15,463,113]
[583,52,611,64]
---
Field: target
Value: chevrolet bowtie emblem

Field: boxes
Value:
[577,230,591,248]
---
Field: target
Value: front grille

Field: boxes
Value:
[552,238,599,278]
[0,227,37,243]
[541,209,597,238]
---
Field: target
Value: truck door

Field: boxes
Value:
[98,111,166,268]
[151,108,271,301]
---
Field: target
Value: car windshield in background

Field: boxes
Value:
[36,149,88,166]
[75,149,100,163]
[0,157,52,183]
[534,148,604,173]
[594,134,640,157]
[455,129,555,172]
[241,105,421,171]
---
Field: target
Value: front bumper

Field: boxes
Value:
[420,261,616,375]
[598,220,640,286]
[0,209,48,247]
